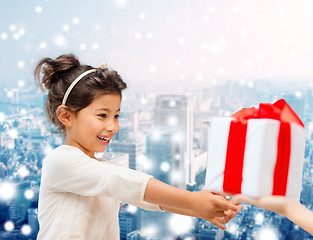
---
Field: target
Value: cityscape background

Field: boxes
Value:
[1,0,313,239]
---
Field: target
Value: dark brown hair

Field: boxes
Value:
[34,54,127,131]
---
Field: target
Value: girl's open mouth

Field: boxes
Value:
[97,136,111,143]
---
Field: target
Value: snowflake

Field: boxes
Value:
[54,34,67,47]
[35,6,43,14]
[1,33,8,40]
[63,24,70,32]
[134,32,142,39]
[139,13,146,20]
[17,61,25,69]
[80,43,87,51]
[4,221,14,232]
[72,17,80,25]
[21,224,32,236]
[9,24,17,32]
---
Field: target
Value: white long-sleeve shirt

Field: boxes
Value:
[37,145,161,240]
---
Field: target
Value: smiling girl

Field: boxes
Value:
[34,54,240,240]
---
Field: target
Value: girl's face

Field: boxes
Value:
[65,93,121,158]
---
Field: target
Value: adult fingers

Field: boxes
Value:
[232,194,255,205]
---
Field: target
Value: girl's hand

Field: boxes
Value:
[144,178,241,230]
[191,191,241,230]
[209,208,240,230]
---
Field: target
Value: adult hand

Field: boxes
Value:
[231,194,290,215]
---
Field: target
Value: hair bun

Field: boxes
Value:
[34,54,80,91]
[49,54,80,73]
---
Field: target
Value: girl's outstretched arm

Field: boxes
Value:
[144,178,241,230]
[232,195,313,235]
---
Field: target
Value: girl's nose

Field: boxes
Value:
[105,119,118,133]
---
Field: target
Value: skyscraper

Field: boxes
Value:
[95,152,129,168]
[146,128,185,189]
[107,141,145,170]
[106,120,145,171]
[28,208,39,237]
[9,181,32,225]
[154,95,193,186]
[119,209,137,240]
[201,120,210,152]
[126,230,140,240]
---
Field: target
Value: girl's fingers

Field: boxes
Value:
[224,210,237,219]
[209,218,227,231]
[214,211,227,217]
[219,199,239,212]
[211,191,228,197]
[214,216,231,224]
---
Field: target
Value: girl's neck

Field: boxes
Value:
[64,139,95,158]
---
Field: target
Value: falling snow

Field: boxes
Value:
[0,1,313,239]
[0,0,313,87]
[4,221,15,232]
[35,6,42,13]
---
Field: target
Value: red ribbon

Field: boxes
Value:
[223,121,247,194]
[223,99,304,195]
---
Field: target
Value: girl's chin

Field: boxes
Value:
[95,146,107,152]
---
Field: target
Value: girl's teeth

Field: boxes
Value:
[98,136,109,142]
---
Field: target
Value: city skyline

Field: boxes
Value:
[0,79,312,239]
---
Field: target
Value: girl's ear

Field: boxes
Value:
[56,105,73,127]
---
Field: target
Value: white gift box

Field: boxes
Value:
[204,117,306,201]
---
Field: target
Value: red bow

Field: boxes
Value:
[232,99,304,127]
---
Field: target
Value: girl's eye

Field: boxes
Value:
[98,114,107,118]
[114,115,120,119]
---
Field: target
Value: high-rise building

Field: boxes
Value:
[146,128,185,189]
[106,141,145,170]
[28,208,39,237]
[113,125,129,142]
[126,230,140,240]
[119,210,137,240]
[0,162,6,178]
[95,152,129,168]
[9,181,32,225]
[191,150,207,186]
[106,118,145,170]
[0,201,10,225]
[201,120,210,152]
[194,219,222,240]
[154,95,193,186]
[0,230,27,240]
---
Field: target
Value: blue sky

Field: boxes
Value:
[1,0,313,91]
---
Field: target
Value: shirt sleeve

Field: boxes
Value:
[121,175,163,212]
[43,146,161,211]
